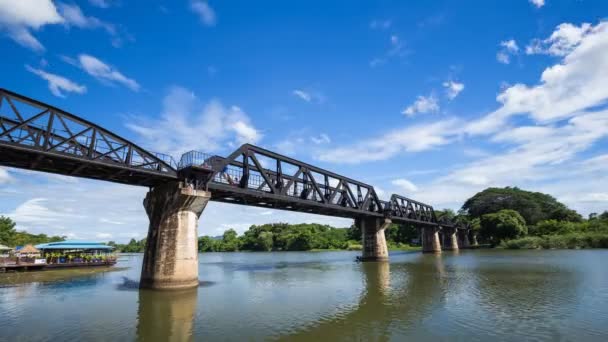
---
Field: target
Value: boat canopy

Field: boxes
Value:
[35,240,113,250]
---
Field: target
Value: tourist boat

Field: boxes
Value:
[0,241,116,272]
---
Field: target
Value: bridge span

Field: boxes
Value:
[0,88,470,289]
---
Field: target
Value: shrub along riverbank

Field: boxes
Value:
[500,232,608,249]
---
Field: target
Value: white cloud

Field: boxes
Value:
[317,119,460,164]
[391,179,418,192]
[58,3,114,33]
[58,3,131,47]
[0,0,63,51]
[127,86,262,156]
[402,94,439,116]
[6,198,85,228]
[526,23,592,56]
[310,134,331,144]
[25,65,86,97]
[469,21,608,134]
[443,80,464,100]
[501,39,519,53]
[66,54,140,91]
[370,19,391,30]
[497,39,519,64]
[529,0,545,8]
[496,51,511,64]
[190,0,216,26]
[292,89,312,102]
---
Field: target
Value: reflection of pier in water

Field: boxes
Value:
[136,289,198,342]
[279,254,447,341]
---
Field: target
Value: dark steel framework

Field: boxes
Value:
[0,88,449,227]
[0,88,176,186]
[179,144,441,225]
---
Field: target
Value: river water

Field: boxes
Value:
[1,249,608,341]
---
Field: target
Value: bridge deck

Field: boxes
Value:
[0,88,443,227]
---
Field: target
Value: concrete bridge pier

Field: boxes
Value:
[422,226,442,253]
[358,217,391,261]
[459,229,471,248]
[442,226,459,251]
[140,181,211,290]
[470,231,479,246]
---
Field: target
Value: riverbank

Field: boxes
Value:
[500,232,608,249]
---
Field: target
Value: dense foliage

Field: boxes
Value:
[0,216,65,246]
[198,222,419,252]
[108,238,146,253]
[459,186,607,249]
[462,187,582,225]
[480,209,527,246]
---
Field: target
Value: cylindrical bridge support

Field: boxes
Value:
[140,181,211,290]
[442,226,459,251]
[358,217,391,262]
[458,229,471,249]
[422,226,442,254]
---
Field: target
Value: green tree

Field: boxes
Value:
[198,236,217,252]
[535,220,583,236]
[0,216,16,245]
[462,187,578,225]
[287,230,314,251]
[480,209,527,245]
[256,231,274,251]
[221,229,240,251]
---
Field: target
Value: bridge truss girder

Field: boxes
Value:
[0,88,177,187]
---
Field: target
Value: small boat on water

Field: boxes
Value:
[0,241,116,272]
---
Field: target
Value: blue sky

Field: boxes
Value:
[1,0,607,242]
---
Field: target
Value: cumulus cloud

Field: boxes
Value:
[25,65,86,97]
[64,54,140,91]
[402,94,439,116]
[127,86,262,156]
[190,0,216,26]
[526,22,592,56]
[0,0,63,51]
[469,22,608,134]
[317,119,460,163]
[443,80,464,100]
[496,39,519,64]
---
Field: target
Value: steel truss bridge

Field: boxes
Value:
[0,88,454,227]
